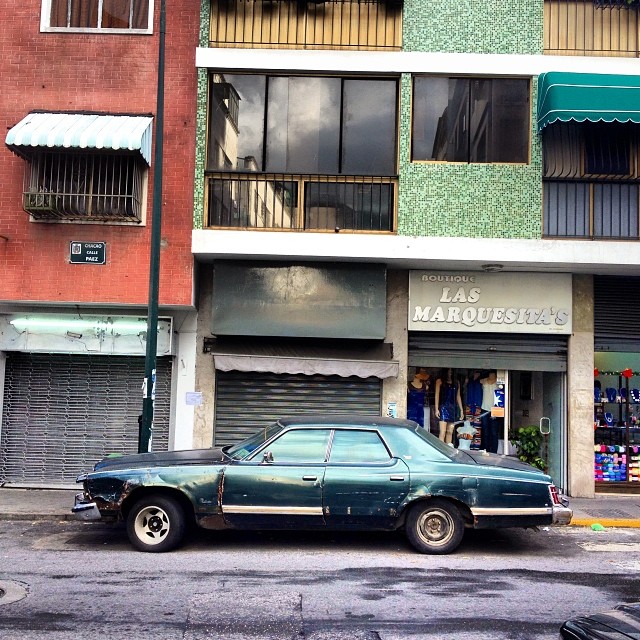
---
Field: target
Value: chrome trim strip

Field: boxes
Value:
[471,507,552,516]
[222,505,323,516]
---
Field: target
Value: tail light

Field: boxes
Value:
[549,484,561,505]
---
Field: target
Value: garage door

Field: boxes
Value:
[0,353,172,486]
[214,371,382,445]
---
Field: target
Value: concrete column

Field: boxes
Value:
[567,274,595,498]
[383,270,409,418]
[193,266,216,449]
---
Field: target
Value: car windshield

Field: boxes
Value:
[224,423,285,460]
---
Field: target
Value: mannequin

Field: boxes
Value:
[434,368,464,444]
[407,367,430,427]
[481,371,500,453]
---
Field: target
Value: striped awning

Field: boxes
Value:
[5,112,154,165]
[537,72,640,132]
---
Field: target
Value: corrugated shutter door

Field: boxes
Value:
[595,276,640,352]
[0,354,172,485]
[214,371,382,446]
[408,332,568,372]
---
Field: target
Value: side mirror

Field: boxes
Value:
[262,451,274,464]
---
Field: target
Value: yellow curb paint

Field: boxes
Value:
[570,518,640,528]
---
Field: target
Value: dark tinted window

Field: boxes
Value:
[209,74,398,176]
[412,77,529,164]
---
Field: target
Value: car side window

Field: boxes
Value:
[256,429,331,463]
[329,430,391,464]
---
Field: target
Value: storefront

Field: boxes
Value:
[593,276,640,491]
[407,271,573,490]
[0,313,174,486]
[204,261,399,444]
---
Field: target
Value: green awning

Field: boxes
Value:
[537,72,640,132]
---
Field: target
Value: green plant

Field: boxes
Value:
[510,426,546,471]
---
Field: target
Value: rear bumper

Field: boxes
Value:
[552,502,573,526]
[71,493,102,521]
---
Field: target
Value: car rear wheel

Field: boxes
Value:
[126,495,186,553]
[405,499,464,555]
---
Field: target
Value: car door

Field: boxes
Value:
[323,429,410,529]
[220,428,330,529]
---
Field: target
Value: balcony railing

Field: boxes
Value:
[206,173,396,231]
[543,179,640,238]
[544,0,640,56]
[209,0,402,50]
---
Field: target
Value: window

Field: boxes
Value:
[208,74,398,176]
[542,122,640,239]
[255,429,331,463]
[22,151,145,223]
[42,0,152,32]
[329,430,391,464]
[412,77,530,163]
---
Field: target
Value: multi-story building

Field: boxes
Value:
[190,0,640,498]
[0,0,199,485]
[3,1,640,498]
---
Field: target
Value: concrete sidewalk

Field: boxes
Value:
[0,486,639,527]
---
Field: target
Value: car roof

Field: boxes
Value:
[276,415,416,429]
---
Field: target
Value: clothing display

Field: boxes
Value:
[438,380,459,422]
[407,385,427,427]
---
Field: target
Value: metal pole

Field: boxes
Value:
[140,0,166,453]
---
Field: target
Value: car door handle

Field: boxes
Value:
[302,476,318,481]
[390,476,406,481]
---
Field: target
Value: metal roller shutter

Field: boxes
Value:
[595,276,640,352]
[0,354,172,486]
[408,332,568,372]
[214,371,382,446]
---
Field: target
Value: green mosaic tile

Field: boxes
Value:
[403,0,543,54]
[398,74,543,239]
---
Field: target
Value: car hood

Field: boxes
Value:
[460,449,545,474]
[561,603,640,640]
[92,447,228,472]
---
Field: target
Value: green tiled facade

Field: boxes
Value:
[398,0,544,239]
[403,0,543,55]
[398,76,543,239]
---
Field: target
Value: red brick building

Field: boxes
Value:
[0,0,199,485]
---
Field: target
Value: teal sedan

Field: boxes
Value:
[72,415,572,554]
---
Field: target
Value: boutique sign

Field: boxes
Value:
[408,271,572,334]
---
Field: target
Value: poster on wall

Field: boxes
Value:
[409,272,572,335]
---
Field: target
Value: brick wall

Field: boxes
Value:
[0,1,198,307]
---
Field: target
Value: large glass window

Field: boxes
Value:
[411,77,530,164]
[209,74,398,176]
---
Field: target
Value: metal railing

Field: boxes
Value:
[543,179,640,238]
[209,0,402,50]
[544,0,640,56]
[205,173,396,231]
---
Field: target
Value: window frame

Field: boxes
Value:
[21,150,148,225]
[410,75,531,165]
[40,0,154,34]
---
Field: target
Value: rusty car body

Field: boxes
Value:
[72,415,572,553]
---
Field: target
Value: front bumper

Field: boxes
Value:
[72,492,102,521]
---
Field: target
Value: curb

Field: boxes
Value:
[569,518,640,528]
[0,513,76,522]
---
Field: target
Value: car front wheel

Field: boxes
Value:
[405,499,464,555]
[126,495,186,553]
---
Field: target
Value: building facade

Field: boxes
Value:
[190,0,640,498]
[0,0,198,485]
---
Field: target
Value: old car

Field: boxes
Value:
[560,603,640,639]
[72,415,572,553]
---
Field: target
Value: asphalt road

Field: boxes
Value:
[0,520,639,640]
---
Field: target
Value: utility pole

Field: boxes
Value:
[140,0,166,453]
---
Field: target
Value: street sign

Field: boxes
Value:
[70,242,106,264]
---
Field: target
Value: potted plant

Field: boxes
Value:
[510,425,546,471]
